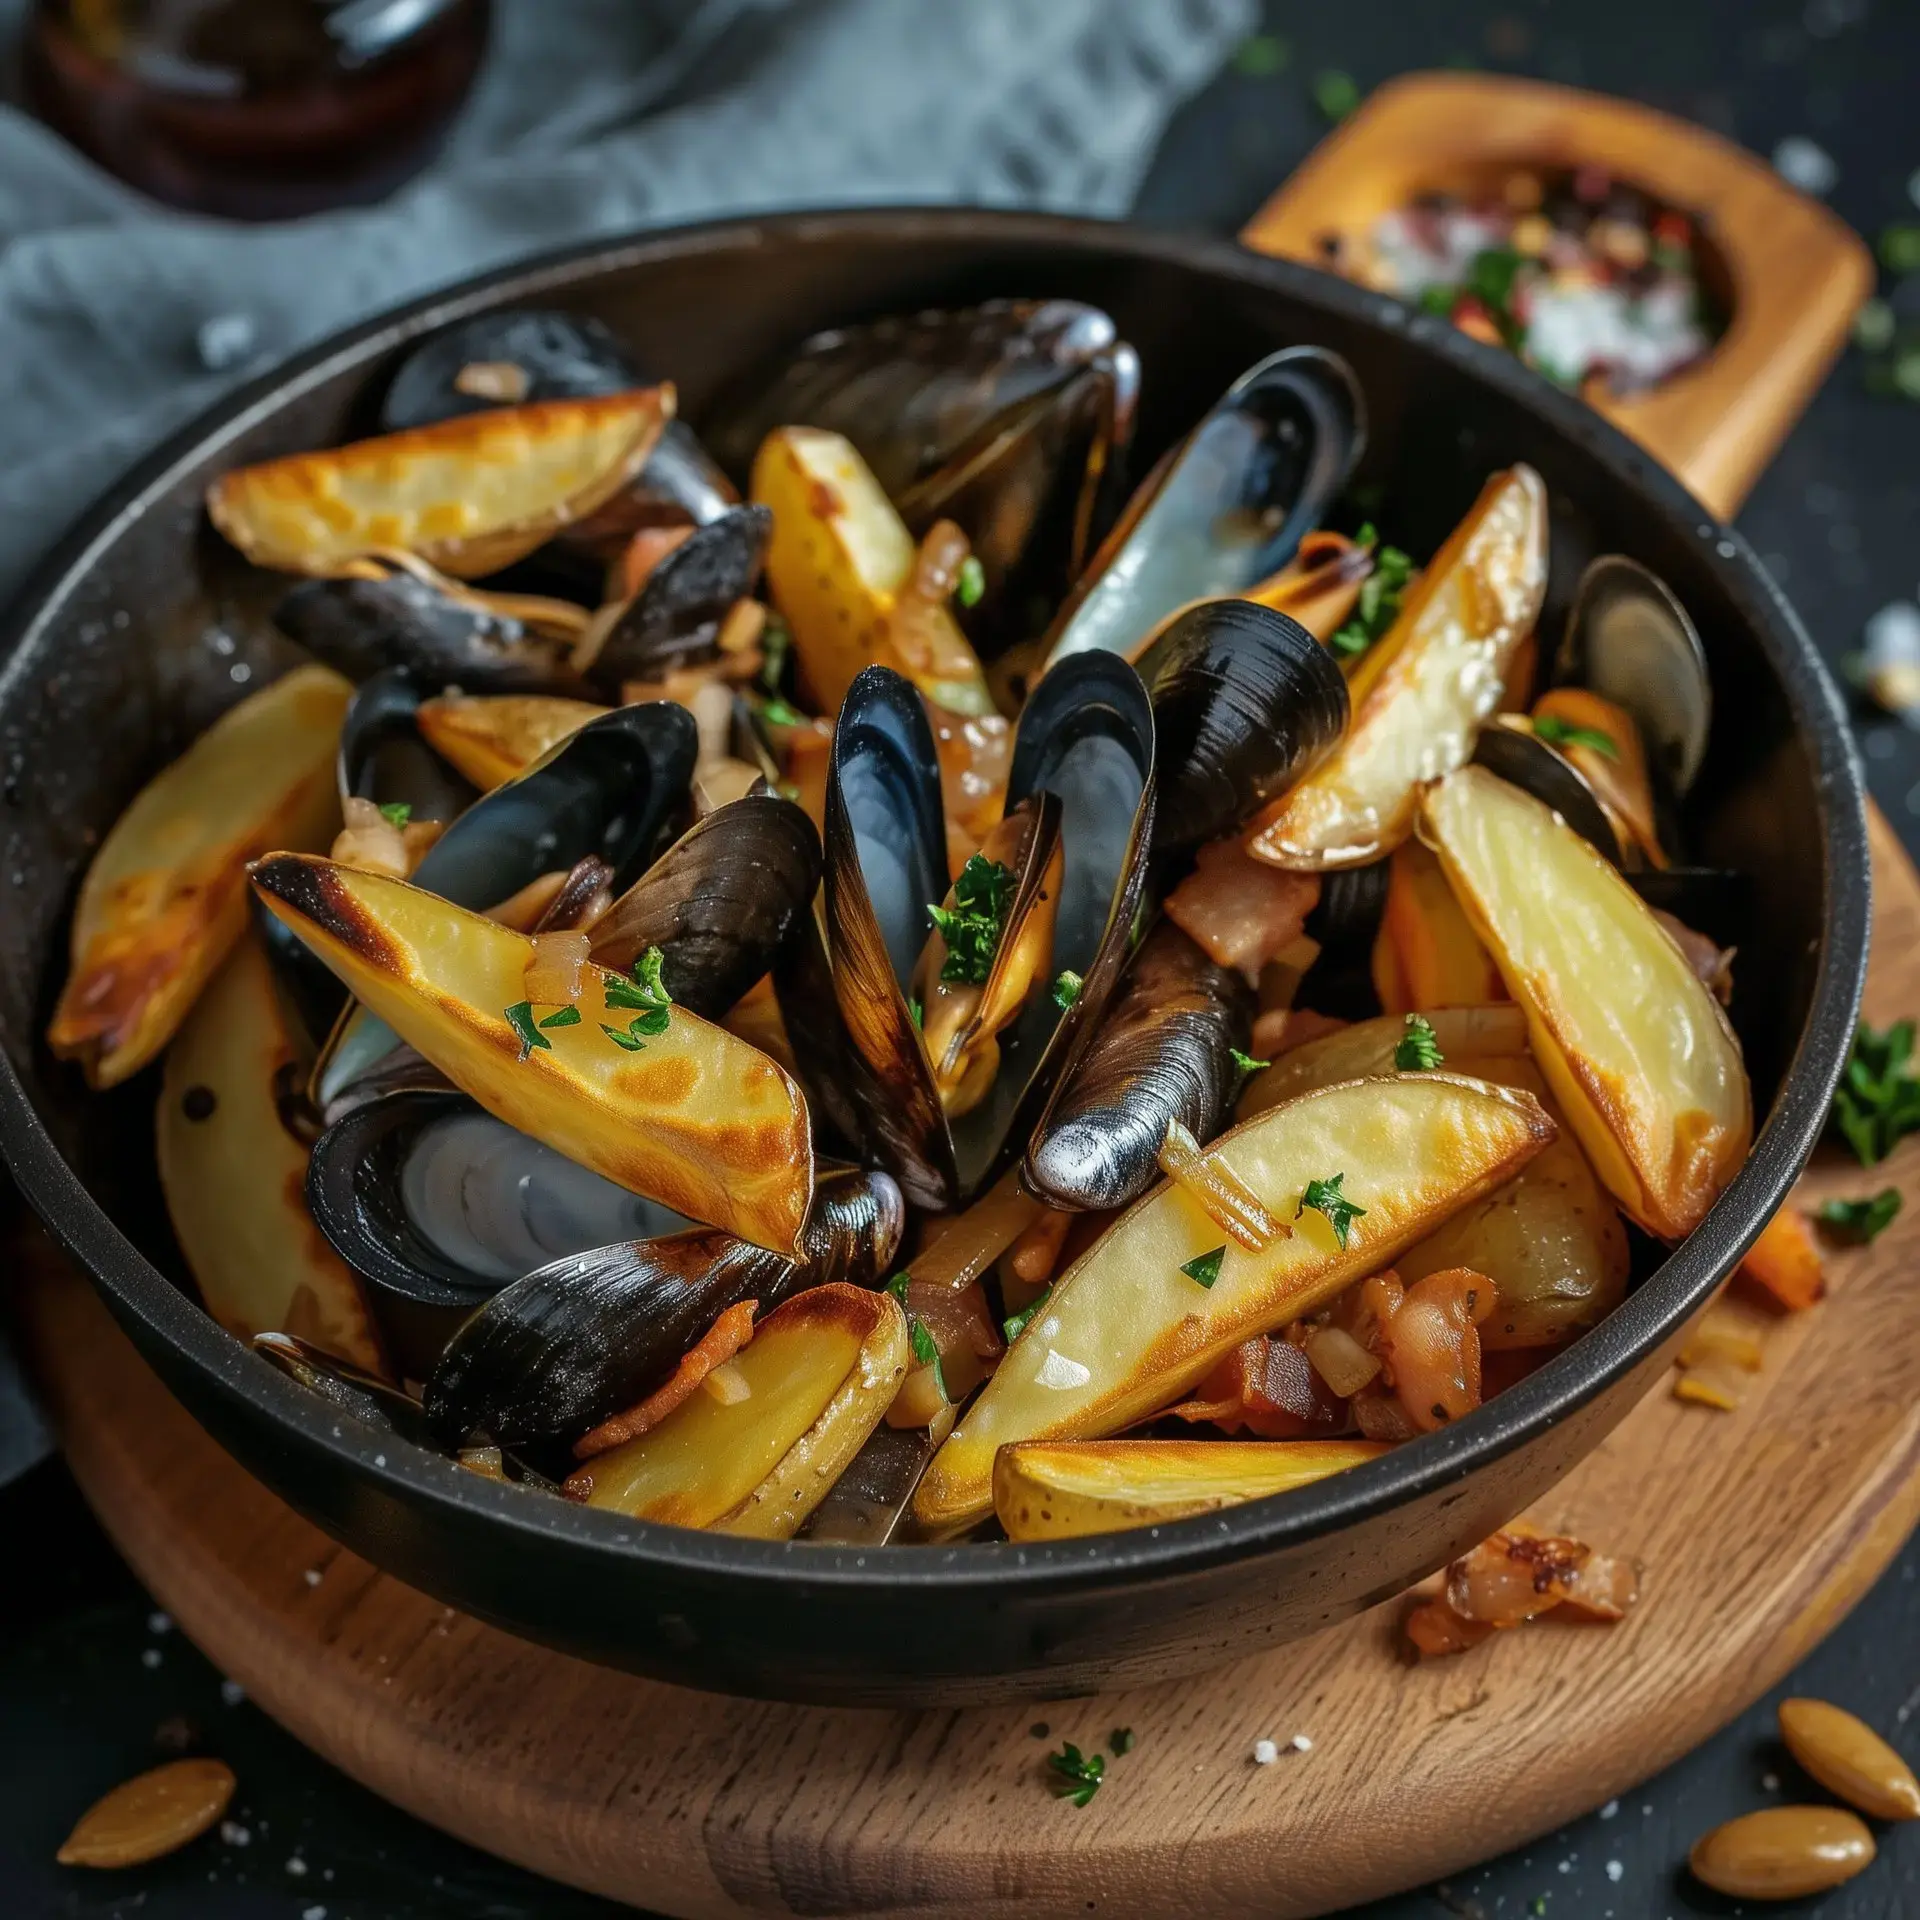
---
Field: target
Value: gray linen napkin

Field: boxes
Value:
[0,0,1254,1482]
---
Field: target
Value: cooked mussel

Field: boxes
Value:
[423,1163,904,1454]
[1041,346,1364,667]
[707,298,1140,598]
[336,669,479,825]
[1471,718,1624,866]
[1135,599,1349,860]
[253,1332,433,1446]
[1025,920,1254,1211]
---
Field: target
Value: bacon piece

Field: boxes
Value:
[571,1300,758,1458]
[1165,835,1321,978]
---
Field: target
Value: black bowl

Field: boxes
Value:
[0,210,1868,1704]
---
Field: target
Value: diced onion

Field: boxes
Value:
[1157,1118,1285,1250]
[1304,1323,1381,1397]
[524,930,590,1006]
[701,1361,752,1405]
[331,797,410,880]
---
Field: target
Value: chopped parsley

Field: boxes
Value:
[1880,225,1920,276]
[928,853,1016,985]
[1051,970,1084,1011]
[1831,1020,1920,1165]
[601,1019,653,1052]
[604,946,672,1039]
[1230,1047,1270,1077]
[1003,1289,1051,1344]
[1312,68,1360,121]
[377,801,413,829]
[1533,713,1619,760]
[537,1005,581,1030]
[1394,1014,1445,1072]
[907,995,924,1030]
[758,613,791,692]
[887,1273,912,1305]
[1047,1741,1105,1807]
[503,1001,548,1057]
[1109,1727,1136,1756]
[759,695,807,728]
[907,1314,948,1400]
[1232,32,1289,76]
[1296,1173,1366,1249]
[1179,1245,1227,1289]
[955,554,986,608]
[1815,1188,1902,1245]
[1330,527,1415,660]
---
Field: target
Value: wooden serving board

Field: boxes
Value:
[14,802,1920,1920]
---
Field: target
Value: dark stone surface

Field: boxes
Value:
[5,0,1919,1913]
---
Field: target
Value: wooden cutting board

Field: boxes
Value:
[15,800,1919,1920]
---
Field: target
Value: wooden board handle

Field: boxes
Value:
[1239,72,1873,518]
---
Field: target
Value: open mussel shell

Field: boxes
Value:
[337,669,478,824]
[588,504,773,686]
[1025,920,1253,1211]
[587,785,822,1021]
[1471,720,1624,866]
[1136,600,1349,861]
[313,701,698,1111]
[254,1332,434,1446]
[1306,857,1391,961]
[1041,345,1365,667]
[276,569,578,695]
[422,1163,905,1455]
[1556,555,1711,796]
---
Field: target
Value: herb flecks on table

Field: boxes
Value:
[1046,1741,1105,1807]
[1830,1019,1920,1165]
[1815,1188,1902,1245]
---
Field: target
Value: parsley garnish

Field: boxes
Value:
[758,613,791,692]
[1232,32,1289,76]
[377,801,413,829]
[1296,1174,1366,1249]
[1109,1727,1136,1756]
[1831,1020,1920,1165]
[907,1315,948,1400]
[1533,714,1619,760]
[1003,1288,1050,1344]
[955,554,986,608]
[1312,68,1360,122]
[1051,970,1083,1010]
[759,695,806,728]
[537,1005,581,1030]
[1180,1246,1227,1289]
[887,1273,912,1305]
[503,1001,548,1057]
[928,853,1016,986]
[907,996,924,1031]
[604,946,672,1038]
[1047,1742,1105,1807]
[1816,1188,1902,1244]
[1230,1047,1269,1077]
[600,1020,652,1052]
[1330,530,1415,660]
[1394,1014,1444,1072]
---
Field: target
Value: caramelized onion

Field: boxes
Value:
[1157,1118,1286,1250]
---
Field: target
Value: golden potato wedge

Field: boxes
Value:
[157,936,384,1373]
[571,1285,908,1536]
[994,1437,1388,1541]
[415,693,610,791]
[1421,765,1750,1240]
[207,387,671,580]
[751,426,992,717]
[1245,466,1548,869]
[251,854,813,1253]
[48,664,350,1088]
[915,1073,1554,1530]
[1239,1004,1528,1119]
[1372,839,1504,1012]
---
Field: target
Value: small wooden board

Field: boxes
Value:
[15,806,1920,1919]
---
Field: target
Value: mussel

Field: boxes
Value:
[254,1331,434,1446]
[1041,346,1364,667]
[1471,719,1624,867]
[423,1163,904,1454]
[1025,921,1254,1211]
[816,655,1155,1208]
[706,298,1140,606]
[336,669,479,825]
[1135,600,1350,861]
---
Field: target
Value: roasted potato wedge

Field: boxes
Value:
[415,693,610,791]
[1421,765,1750,1240]
[1245,466,1548,869]
[157,936,384,1372]
[48,664,350,1087]
[915,1073,1555,1530]
[1240,1004,1528,1120]
[1372,839,1504,1013]
[251,854,814,1253]
[207,388,671,579]
[752,426,993,717]
[994,1437,1388,1541]
[570,1285,908,1536]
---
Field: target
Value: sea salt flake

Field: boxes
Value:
[1599,1800,1619,1820]
[1605,1859,1625,1883]
[1289,1733,1313,1752]
[1762,1771,1781,1791]
[286,1856,307,1876]
[148,1611,174,1635]
[221,1678,247,1706]
[303,1568,322,1588]
[1772,136,1838,196]
[141,1648,163,1669]
[220,1822,251,1847]
[1252,1738,1279,1764]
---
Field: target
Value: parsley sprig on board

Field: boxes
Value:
[1830,1020,1920,1165]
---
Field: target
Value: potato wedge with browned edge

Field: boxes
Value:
[915,1073,1554,1530]
[157,936,385,1373]
[208,388,671,579]
[251,854,814,1253]
[415,693,610,791]
[1245,466,1547,870]
[995,1437,1388,1540]
[752,426,993,717]
[48,664,350,1088]
[569,1285,908,1536]
[1239,1004,1528,1119]
[1421,764,1750,1240]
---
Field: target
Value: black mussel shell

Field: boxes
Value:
[796,1425,936,1546]
[1136,600,1348,860]
[422,1164,905,1453]
[1628,866,1753,951]
[253,1333,428,1444]
[531,853,618,934]
[587,505,773,687]
[276,571,576,695]
[1025,920,1254,1211]
[1306,857,1391,961]
[1472,721,1624,866]
[1042,345,1364,667]
[587,786,822,1020]
[337,668,478,824]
